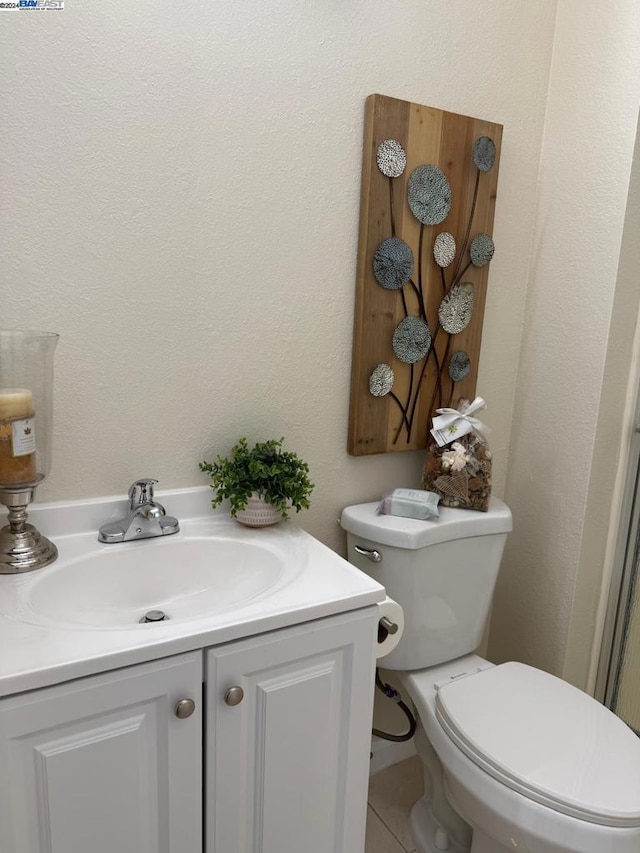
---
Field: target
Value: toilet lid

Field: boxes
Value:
[435,662,640,827]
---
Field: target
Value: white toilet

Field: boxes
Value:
[341,498,640,853]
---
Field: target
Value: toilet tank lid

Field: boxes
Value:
[340,497,512,549]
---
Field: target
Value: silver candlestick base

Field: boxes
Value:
[0,484,57,574]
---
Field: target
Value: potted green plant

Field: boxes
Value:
[199,437,314,527]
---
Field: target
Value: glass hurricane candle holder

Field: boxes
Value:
[0,330,59,573]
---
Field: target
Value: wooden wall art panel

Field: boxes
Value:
[348,94,502,456]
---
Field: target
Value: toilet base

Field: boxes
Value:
[409,796,470,853]
[468,828,511,853]
[409,720,473,853]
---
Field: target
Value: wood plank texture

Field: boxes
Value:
[348,95,502,456]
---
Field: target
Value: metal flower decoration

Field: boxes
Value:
[392,316,431,364]
[353,106,500,453]
[438,282,474,334]
[373,237,414,290]
[376,139,407,178]
[433,232,456,268]
[407,165,452,225]
[369,363,395,397]
[449,350,471,382]
[470,233,495,267]
[472,137,496,172]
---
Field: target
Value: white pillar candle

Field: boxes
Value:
[0,389,34,421]
[0,388,36,486]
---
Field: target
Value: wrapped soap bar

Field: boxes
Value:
[377,488,440,520]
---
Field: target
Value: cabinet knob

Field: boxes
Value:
[224,686,244,706]
[175,698,196,719]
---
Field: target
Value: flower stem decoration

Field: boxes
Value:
[348,96,502,456]
[374,135,497,445]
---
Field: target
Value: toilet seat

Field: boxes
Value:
[435,662,640,828]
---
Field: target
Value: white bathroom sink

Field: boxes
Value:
[10,535,288,629]
[0,488,386,696]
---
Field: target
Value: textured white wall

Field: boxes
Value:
[570,122,640,693]
[4,2,640,686]
[1,1,555,551]
[489,0,640,680]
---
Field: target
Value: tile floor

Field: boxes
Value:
[365,756,423,853]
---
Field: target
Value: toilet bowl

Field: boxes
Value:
[341,499,640,853]
[404,656,640,853]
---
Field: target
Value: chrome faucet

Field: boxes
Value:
[98,479,180,543]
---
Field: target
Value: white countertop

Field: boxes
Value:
[0,487,385,697]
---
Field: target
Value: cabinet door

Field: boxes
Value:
[0,651,202,853]
[206,607,378,853]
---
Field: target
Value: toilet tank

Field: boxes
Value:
[340,497,512,671]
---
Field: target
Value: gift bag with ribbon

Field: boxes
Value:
[421,397,492,512]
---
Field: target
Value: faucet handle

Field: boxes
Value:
[128,479,158,509]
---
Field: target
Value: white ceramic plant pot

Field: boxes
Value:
[234,494,282,528]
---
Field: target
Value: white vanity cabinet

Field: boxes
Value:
[0,650,203,853]
[0,607,378,853]
[206,607,377,853]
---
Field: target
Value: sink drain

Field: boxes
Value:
[139,609,169,624]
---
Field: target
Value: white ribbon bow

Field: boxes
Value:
[431,396,490,438]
